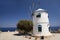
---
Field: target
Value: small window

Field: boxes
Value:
[36,13,41,17]
[38,25,42,32]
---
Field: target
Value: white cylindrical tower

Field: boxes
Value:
[32,8,52,36]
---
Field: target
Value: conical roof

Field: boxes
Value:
[35,8,47,12]
[32,8,47,16]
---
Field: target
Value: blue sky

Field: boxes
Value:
[0,0,60,27]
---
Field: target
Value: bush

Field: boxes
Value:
[17,20,33,34]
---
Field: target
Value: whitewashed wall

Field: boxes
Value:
[32,9,52,36]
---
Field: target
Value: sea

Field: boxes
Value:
[0,27,17,32]
[0,26,60,32]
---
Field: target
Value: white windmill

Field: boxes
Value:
[32,8,52,40]
[28,0,52,40]
[32,8,52,36]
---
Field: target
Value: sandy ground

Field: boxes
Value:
[0,31,35,40]
[0,31,60,40]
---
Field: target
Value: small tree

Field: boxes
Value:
[17,20,33,34]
